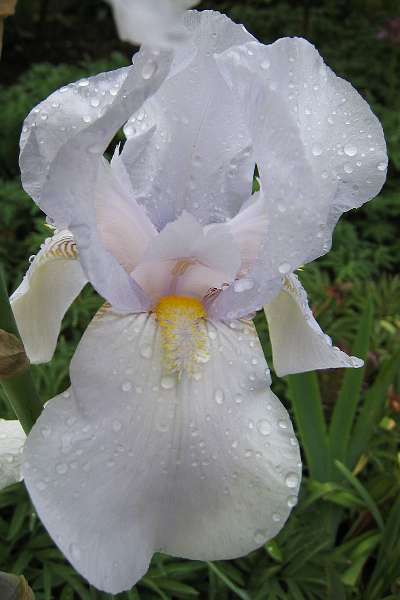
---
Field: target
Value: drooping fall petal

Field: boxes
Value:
[264,274,363,376]
[23,310,300,594]
[10,231,87,364]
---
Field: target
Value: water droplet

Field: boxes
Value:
[142,60,157,80]
[254,530,266,544]
[235,393,243,404]
[140,344,153,359]
[285,472,299,488]
[161,375,176,390]
[156,417,170,433]
[121,381,132,393]
[278,262,291,275]
[244,449,253,458]
[377,161,387,171]
[344,163,353,174]
[287,495,298,508]
[311,143,323,157]
[112,420,122,432]
[78,79,89,87]
[272,512,281,522]
[90,97,100,108]
[260,59,270,70]
[257,420,272,436]
[233,278,254,293]
[56,463,68,475]
[344,143,357,156]
[278,419,288,429]
[214,389,225,405]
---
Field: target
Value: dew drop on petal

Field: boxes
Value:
[55,463,68,475]
[285,472,299,488]
[344,143,357,156]
[272,512,281,522]
[377,161,387,171]
[121,381,132,392]
[278,262,291,275]
[344,163,353,174]
[142,60,157,80]
[233,278,254,292]
[161,375,176,390]
[260,59,270,70]
[311,143,323,157]
[140,344,153,359]
[257,419,272,436]
[254,530,266,544]
[287,495,298,508]
[214,389,225,405]
[278,419,288,429]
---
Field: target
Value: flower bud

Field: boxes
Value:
[0,571,34,600]
[0,329,29,380]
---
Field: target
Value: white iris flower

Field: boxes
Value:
[0,10,386,595]
[107,0,201,47]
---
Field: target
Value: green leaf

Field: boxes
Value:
[329,296,373,465]
[366,495,400,598]
[348,350,400,466]
[335,461,384,531]
[207,563,250,600]
[287,372,331,481]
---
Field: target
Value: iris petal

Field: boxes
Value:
[23,310,300,594]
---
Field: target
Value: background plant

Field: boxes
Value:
[0,0,399,598]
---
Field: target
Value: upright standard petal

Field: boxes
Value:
[108,0,200,48]
[212,36,387,319]
[264,274,362,376]
[19,48,172,311]
[23,310,301,594]
[11,230,87,364]
[120,10,255,228]
[0,419,25,491]
[131,212,241,301]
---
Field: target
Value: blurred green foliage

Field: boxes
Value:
[0,0,399,598]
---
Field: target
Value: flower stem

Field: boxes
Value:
[0,266,43,433]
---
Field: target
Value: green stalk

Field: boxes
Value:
[0,266,43,433]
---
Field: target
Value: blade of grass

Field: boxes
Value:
[348,350,400,467]
[330,297,373,465]
[207,563,250,600]
[366,495,400,598]
[334,461,384,532]
[287,372,330,481]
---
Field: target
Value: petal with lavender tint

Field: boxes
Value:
[108,0,200,48]
[19,48,172,311]
[212,36,387,320]
[23,310,301,594]
[264,274,363,376]
[11,230,87,364]
[120,10,255,228]
[131,211,241,301]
